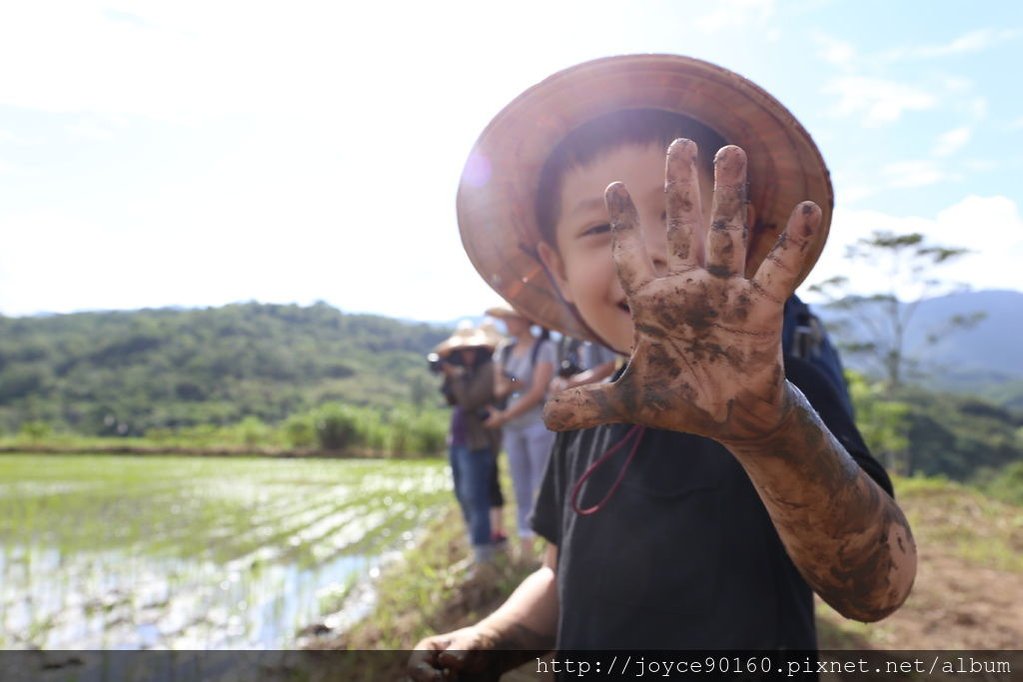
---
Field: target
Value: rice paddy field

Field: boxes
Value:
[0,453,452,650]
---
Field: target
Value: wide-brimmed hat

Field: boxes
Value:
[434,323,499,358]
[483,303,530,322]
[478,318,506,347]
[457,54,833,341]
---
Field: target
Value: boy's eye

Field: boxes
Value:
[582,223,611,237]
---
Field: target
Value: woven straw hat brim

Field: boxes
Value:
[457,54,833,342]
[484,304,529,321]
[434,328,498,357]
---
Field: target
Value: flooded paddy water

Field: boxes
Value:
[0,453,451,649]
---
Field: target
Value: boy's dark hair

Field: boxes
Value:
[535,108,727,245]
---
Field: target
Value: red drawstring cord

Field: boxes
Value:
[570,424,646,516]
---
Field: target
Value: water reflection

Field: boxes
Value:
[0,456,451,649]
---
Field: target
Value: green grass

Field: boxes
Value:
[320,459,537,653]
[895,474,1023,573]
[334,507,535,649]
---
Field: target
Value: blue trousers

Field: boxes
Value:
[448,444,496,558]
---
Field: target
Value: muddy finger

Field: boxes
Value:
[543,383,620,432]
[606,182,655,296]
[665,138,704,274]
[752,201,822,302]
[705,145,749,278]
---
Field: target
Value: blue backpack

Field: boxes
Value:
[782,294,853,417]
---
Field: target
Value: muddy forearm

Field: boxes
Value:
[723,383,917,622]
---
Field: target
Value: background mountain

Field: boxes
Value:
[1,291,1020,452]
[815,289,1023,407]
[0,302,451,436]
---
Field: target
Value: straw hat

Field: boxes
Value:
[478,318,506,347]
[433,323,499,358]
[483,303,530,322]
[457,54,833,342]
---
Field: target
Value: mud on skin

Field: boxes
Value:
[729,389,917,621]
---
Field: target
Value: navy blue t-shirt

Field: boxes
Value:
[530,356,893,651]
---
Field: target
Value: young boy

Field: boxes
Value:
[409,55,916,679]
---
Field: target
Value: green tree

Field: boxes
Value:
[811,231,984,393]
[283,414,316,449]
[847,372,910,474]
[313,403,361,451]
[0,302,450,438]
[17,420,52,441]
[234,415,271,447]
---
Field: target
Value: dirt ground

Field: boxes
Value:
[818,548,1023,650]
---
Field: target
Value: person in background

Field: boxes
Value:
[482,304,557,562]
[478,318,509,546]
[548,339,618,394]
[434,323,503,569]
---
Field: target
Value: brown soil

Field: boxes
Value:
[818,547,1023,650]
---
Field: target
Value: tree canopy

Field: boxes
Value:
[0,302,450,436]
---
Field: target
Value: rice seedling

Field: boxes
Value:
[0,453,451,649]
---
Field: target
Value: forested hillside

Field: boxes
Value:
[1,300,1020,493]
[0,302,450,436]
[816,289,1023,407]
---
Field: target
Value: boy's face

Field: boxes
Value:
[538,142,715,354]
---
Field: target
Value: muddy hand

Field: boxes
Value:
[544,141,822,443]
[407,626,503,681]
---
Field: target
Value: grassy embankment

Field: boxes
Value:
[317,475,1023,673]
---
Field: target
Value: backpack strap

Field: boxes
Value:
[501,337,545,372]
[499,341,515,369]
[782,294,854,417]
[529,337,543,369]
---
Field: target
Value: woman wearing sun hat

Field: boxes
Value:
[480,303,557,562]
[409,54,914,678]
[434,323,503,566]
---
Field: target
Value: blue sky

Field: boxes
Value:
[2,0,1021,322]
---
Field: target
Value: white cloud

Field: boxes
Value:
[813,32,856,69]
[64,120,117,141]
[880,28,1019,62]
[962,159,999,173]
[696,0,776,32]
[802,195,1023,300]
[932,127,972,157]
[964,97,989,120]
[880,160,952,189]
[0,2,463,123]
[0,129,27,144]
[823,76,937,126]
